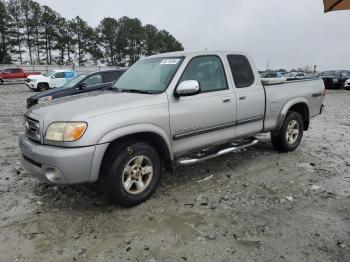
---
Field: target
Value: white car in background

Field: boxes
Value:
[26,69,77,91]
[284,72,306,80]
[345,78,350,90]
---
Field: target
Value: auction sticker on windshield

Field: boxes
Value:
[160,59,180,65]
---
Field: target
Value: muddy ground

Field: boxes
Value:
[0,84,349,262]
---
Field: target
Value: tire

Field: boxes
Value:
[100,141,161,207]
[37,83,49,92]
[271,111,304,152]
[0,79,3,85]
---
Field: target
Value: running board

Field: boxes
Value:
[176,137,258,166]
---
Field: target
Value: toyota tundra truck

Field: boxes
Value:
[19,51,325,207]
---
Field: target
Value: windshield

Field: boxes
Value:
[113,57,184,93]
[320,71,338,77]
[284,72,297,77]
[43,71,55,77]
[61,74,87,89]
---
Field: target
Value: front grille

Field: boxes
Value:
[322,78,334,83]
[25,116,41,142]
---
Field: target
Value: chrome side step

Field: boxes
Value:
[176,137,258,166]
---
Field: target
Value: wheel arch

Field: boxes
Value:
[278,98,310,131]
[97,125,174,179]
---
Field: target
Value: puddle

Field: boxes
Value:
[163,211,204,236]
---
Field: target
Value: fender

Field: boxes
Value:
[97,123,174,160]
[277,97,310,130]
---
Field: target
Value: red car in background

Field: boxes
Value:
[0,68,41,85]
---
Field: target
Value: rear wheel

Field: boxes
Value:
[0,79,3,85]
[37,83,49,92]
[271,111,304,152]
[100,141,161,207]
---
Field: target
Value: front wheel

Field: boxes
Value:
[37,83,49,92]
[271,111,304,152]
[100,141,161,207]
[0,79,3,85]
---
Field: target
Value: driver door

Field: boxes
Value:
[169,55,236,155]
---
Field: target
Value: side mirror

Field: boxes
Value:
[174,80,200,98]
[78,83,87,89]
[51,75,55,79]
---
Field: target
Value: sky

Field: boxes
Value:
[35,0,350,71]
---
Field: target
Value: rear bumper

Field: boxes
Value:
[19,135,109,185]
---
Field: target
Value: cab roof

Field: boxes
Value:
[147,50,249,59]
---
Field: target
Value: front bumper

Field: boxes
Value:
[320,104,324,115]
[19,135,109,185]
[26,82,37,90]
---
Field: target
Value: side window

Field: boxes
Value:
[13,68,21,73]
[179,56,228,92]
[102,71,120,83]
[82,74,102,86]
[55,72,65,78]
[227,55,255,88]
[65,72,75,78]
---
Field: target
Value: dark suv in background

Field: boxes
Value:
[319,70,350,89]
[27,69,126,108]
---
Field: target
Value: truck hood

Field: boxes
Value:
[27,90,165,122]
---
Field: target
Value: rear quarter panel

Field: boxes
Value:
[264,79,324,132]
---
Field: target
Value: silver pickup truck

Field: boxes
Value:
[19,51,325,206]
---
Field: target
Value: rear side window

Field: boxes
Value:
[102,71,122,83]
[227,55,255,88]
[179,56,228,93]
[65,71,75,78]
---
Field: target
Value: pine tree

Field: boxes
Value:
[7,0,25,64]
[0,0,11,63]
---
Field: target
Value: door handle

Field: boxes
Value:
[222,97,231,103]
[239,95,247,100]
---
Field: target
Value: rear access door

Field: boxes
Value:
[226,54,265,138]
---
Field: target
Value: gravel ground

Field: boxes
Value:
[0,84,349,262]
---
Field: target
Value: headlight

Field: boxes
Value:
[45,122,87,142]
[37,96,53,104]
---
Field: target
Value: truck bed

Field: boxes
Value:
[263,78,325,132]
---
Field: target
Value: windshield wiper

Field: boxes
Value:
[119,88,156,94]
